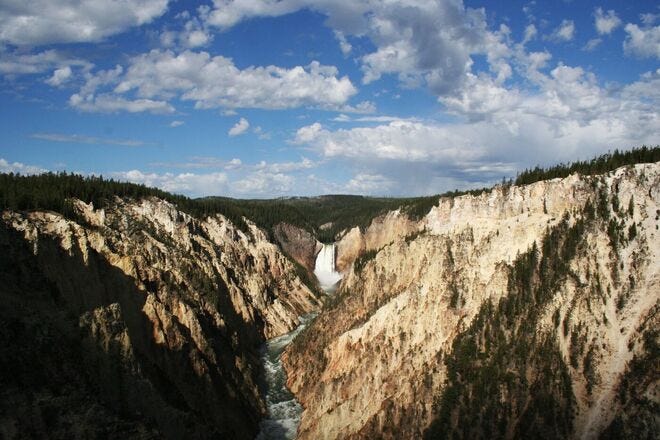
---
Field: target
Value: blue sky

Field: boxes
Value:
[0,0,658,198]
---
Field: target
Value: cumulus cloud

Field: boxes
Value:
[293,63,659,193]
[594,8,621,35]
[160,16,213,49]
[0,50,90,76]
[0,158,46,175]
[624,23,660,59]
[232,170,294,195]
[228,118,250,136]
[548,19,575,42]
[170,120,185,127]
[0,0,169,46]
[30,132,147,146]
[334,31,352,55]
[522,24,537,44]
[112,169,228,197]
[204,0,494,97]
[70,50,357,113]
[45,66,73,86]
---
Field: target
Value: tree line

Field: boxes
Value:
[514,145,660,186]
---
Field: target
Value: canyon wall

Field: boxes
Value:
[283,163,659,439]
[0,197,320,439]
[335,209,421,272]
[273,222,322,273]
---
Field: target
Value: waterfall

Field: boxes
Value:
[314,243,342,292]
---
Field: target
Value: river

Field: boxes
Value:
[256,243,341,439]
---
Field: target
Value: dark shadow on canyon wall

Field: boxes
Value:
[0,223,261,439]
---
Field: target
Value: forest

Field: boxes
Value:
[1,145,658,242]
[514,145,660,186]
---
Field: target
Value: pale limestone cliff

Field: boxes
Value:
[336,209,421,272]
[284,163,660,439]
[0,197,320,439]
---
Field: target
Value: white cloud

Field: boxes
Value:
[149,156,243,170]
[232,171,294,195]
[69,93,174,114]
[228,117,250,136]
[170,120,185,127]
[204,0,493,97]
[225,158,242,170]
[522,24,537,44]
[549,19,575,42]
[640,13,658,26]
[624,23,660,59]
[0,158,46,175]
[0,0,169,46]
[332,114,416,123]
[30,132,147,146]
[583,38,602,51]
[294,120,485,163]
[45,66,72,86]
[0,50,90,76]
[112,169,228,197]
[594,8,621,35]
[345,173,394,193]
[254,157,317,173]
[160,16,213,49]
[71,50,357,113]
[293,65,659,193]
[334,30,352,55]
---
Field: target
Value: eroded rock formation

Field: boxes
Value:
[284,163,660,439]
[273,222,322,273]
[0,197,320,439]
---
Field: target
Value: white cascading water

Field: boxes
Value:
[313,243,342,292]
[256,243,342,439]
[256,314,315,440]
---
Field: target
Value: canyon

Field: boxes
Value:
[283,162,659,439]
[1,160,658,439]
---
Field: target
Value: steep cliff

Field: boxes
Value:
[0,197,320,439]
[335,210,420,272]
[283,163,660,439]
[273,222,322,273]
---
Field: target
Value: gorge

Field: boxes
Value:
[0,149,658,440]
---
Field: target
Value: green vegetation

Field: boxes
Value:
[515,145,660,186]
[354,248,379,272]
[2,145,658,243]
[0,173,431,241]
[425,212,592,439]
[602,307,659,439]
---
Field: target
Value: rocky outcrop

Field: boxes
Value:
[283,163,660,439]
[0,197,320,439]
[273,222,322,272]
[335,210,421,272]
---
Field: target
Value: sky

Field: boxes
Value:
[0,0,658,198]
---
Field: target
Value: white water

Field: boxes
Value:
[256,313,316,440]
[256,243,342,439]
[314,243,342,292]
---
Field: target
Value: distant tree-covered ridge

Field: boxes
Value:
[514,145,660,186]
[1,145,658,241]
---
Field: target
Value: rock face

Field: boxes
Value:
[335,210,421,272]
[273,222,322,273]
[0,197,320,439]
[283,163,660,439]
